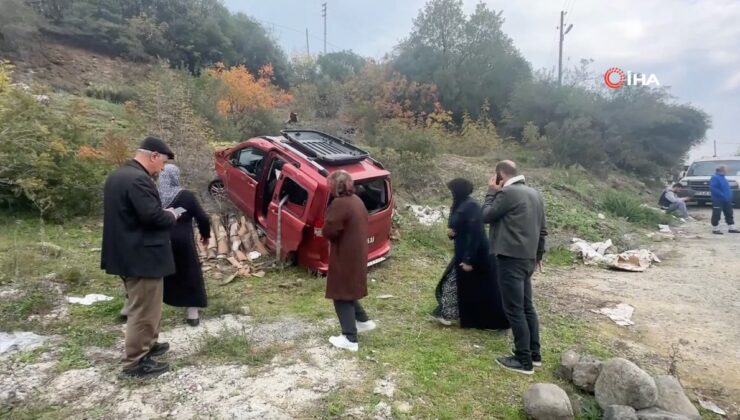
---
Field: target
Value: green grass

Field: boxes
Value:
[545,246,576,267]
[602,190,673,228]
[0,214,619,419]
[194,327,277,366]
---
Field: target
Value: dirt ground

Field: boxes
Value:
[542,207,740,417]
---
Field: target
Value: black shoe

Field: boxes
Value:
[728,229,740,233]
[122,357,169,378]
[713,230,724,235]
[146,342,170,358]
[119,314,128,323]
[186,318,200,327]
[511,349,542,367]
[496,356,534,375]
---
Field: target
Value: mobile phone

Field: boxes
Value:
[173,207,187,216]
[495,173,502,185]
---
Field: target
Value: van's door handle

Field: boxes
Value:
[270,208,278,215]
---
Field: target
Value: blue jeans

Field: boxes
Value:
[666,201,689,218]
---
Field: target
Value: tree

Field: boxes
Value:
[208,63,292,138]
[393,0,530,121]
[317,50,366,82]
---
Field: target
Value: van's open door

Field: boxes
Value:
[264,163,317,260]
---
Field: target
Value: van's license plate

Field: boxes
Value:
[695,191,710,196]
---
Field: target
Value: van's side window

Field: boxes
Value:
[233,147,266,178]
[279,178,309,216]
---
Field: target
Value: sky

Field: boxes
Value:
[223,0,740,162]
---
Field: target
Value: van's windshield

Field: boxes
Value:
[355,177,390,214]
[687,160,740,177]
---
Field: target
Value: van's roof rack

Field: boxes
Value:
[281,129,369,165]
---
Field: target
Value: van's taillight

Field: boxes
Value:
[313,218,324,237]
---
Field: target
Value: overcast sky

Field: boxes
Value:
[224,0,740,162]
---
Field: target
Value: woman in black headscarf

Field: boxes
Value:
[432,178,509,330]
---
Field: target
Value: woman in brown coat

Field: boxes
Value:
[322,170,377,351]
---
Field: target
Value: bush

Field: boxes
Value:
[84,85,139,104]
[0,64,110,221]
[602,190,672,227]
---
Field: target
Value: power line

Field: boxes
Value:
[252,17,345,52]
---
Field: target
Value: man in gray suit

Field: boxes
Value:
[482,160,547,375]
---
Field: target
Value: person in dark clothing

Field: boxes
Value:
[710,165,739,234]
[322,170,377,352]
[158,164,211,327]
[482,160,548,375]
[101,136,179,378]
[433,178,509,331]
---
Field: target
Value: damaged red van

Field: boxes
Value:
[210,130,393,273]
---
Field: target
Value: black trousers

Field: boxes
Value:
[711,200,735,227]
[333,300,369,343]
[497,255,540,368]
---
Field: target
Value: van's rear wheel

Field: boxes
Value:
[208,179,226,200]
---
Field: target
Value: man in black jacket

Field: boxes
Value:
[101,136,179,378]
[482,160,547,375]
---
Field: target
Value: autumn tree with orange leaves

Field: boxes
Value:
[209,63,293,123]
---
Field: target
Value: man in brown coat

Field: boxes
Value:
[322,170,377,351]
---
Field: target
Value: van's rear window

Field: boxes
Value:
[355,178,389,214]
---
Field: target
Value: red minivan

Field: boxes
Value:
[210,130,393,273]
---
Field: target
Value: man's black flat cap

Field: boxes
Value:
[139,136,174,159]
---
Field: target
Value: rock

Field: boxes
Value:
[557,349,580,380]
[523,383,575,420]
[373,378,395,398]
[636,407,691,420]
[37,242,62,257]
[572,360,602,394]
[603,405,638,420]
[595,358,658,410]
[653,375,700,420]
[372,401,392,420]
[394,401,412,414]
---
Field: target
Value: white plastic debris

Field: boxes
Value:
[408,205,448,226]
[65,294,113,305]
[658,224,672,234]
[597,213,606,220]
[0,332,47,355]
[699,399,726,416]
[247,251,261,261]
[570,238,660,272]
[376,294,395,299]
[592,303,635,326]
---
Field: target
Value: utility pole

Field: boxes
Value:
[306,28,310,56]
[321,2,327,56]
[714,139,717,157]
[558,11,573,86]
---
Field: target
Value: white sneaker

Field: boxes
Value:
[356,320,377,333]
[329,335,359,352]
[434,316,453,326]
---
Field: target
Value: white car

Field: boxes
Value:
[680,156,740,207]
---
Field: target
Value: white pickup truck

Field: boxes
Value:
[679,156,740,207]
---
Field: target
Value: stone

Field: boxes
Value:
[373,378,395,398]
[595,358,658,410]
[557,349,581,380]
[394,401,412,414]
[636,407,691,420]
[572,360,602,394]
[653,375,700,420]
[372,401,392,420]
[523,383,575,420]
[603,405,638,420]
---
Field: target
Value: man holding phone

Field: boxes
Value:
[482,160,548,375]
[101,136,180,378]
